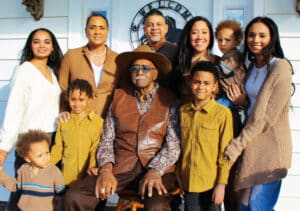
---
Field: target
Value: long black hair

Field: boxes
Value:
[176,16,214,75]
[243,16,284,64]
[67,79,93,98]
[20,28,63,77]
[244,16,295,96]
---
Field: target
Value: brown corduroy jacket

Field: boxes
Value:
[58,45,120,118]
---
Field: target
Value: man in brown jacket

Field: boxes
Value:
[64,45,181,211]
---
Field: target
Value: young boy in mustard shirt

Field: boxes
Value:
[51,79,103,186]
[177,61,233,211]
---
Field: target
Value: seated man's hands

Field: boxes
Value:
[139,169,167,199]
[95,164,117,200]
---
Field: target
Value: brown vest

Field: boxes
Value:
[111,87,176,175]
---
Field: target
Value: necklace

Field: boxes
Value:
[89,48,106,57]
[253,65,266,84]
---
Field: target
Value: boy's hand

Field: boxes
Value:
[228,160,234,169]
[179,187,185,199]
[176,176,185,199]
[0,150,8,166]
[212,184,226,206]
[87,167,99,176]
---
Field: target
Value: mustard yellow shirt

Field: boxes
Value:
[178,100,233,192]
[50,111,103,185]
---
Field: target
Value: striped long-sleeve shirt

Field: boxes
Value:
[0,163,65,211]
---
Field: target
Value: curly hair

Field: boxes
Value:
[16,129,50,158]
[190,61,220,81]
[215,19,244,46]
[221,48,243,66]
[67,79,94,98]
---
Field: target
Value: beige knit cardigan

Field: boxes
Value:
[224,58,293,191]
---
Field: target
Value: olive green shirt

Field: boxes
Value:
[178,99,233,192]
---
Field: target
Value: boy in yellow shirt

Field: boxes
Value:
[177,61,233,211]
[51,79,103,186]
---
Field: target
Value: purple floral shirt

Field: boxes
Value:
[97,84,181,173]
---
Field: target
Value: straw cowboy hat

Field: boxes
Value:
[116,45,172,76]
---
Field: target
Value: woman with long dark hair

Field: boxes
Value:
[0,27,63,210]
[224,16,293,211]
[174,16,220,103]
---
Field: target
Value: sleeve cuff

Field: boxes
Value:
[217,165,230,184]
[147,167,164,176]
[224,140,242,162]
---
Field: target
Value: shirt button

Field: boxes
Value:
[95,94,98,97]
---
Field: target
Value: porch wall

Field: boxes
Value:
[0,1,299,210]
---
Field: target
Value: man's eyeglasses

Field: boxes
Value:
[129,65,156,73]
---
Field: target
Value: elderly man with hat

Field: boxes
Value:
[64,45,180,211]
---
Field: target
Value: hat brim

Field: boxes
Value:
[116,51,172,76]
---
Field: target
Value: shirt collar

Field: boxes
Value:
[70,110,96,121]
[82,44,108,56]
[134,83,159,101]
[186,99,216,113]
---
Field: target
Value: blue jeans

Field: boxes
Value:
[239,180,282,211]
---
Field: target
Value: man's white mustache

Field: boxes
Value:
[135,76,148,80]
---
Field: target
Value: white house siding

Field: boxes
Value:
[0,0,299,210]
[263,1,300,210]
